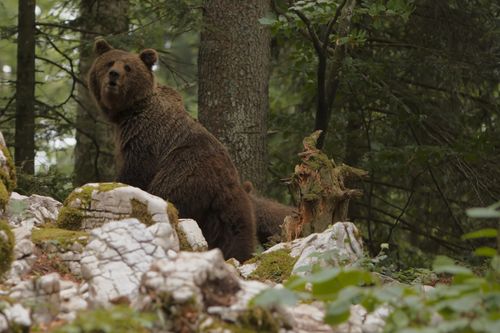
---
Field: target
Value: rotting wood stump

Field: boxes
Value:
[283,131,367,242]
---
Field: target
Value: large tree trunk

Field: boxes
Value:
[198,0,271,191]
[15,0,36,175]
[73,0,129,186]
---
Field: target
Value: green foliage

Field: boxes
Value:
[253,204,500,332]
[264,0,500,266]
[16,169,72,203]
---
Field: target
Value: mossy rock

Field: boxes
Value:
[0,145,16,212]
[0,219,15,279]
[247,249,297,283]
[56,183,128,230]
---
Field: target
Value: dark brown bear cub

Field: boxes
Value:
[87,39,255,262]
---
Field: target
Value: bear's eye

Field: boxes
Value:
[124,65,132,72]
[107,61,115,67]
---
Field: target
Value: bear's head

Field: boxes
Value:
[88,39,158,122]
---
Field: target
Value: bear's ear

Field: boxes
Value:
[94,38,113,56]
[140,49,158,69]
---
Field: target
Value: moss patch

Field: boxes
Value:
[176,224,192,251]
[57,182,127,230]
[0,146,16,212]
[0,182,9,212]
[248,249,297,283]
[238,307,280,333]
[0,146,16,191]
[0,219,14,279]
[130,199,154,226]
[53,305,156,333]
[63,182,127,207]
[167,202,179,226]
[166,202,192,251]
[32,227,88,249]
[56,206,85,231]
[200,308,280,333]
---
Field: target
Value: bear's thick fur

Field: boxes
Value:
[87,39,255,262]
[243,181,297,246]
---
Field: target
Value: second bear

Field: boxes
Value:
[87,39,255,262]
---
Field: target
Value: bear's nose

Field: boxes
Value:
[109,69,120,81]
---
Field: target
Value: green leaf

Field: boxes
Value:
[251,287,300,308]
[474,247,497,257]
[324,299,351,326]
[285,274,308,291]
[466,207,500,219]
[432,256,473,275]
[462,228,498,239]
[311,270,374,299]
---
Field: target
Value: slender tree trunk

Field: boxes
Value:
[15,0,36,175]
[198,0,271,191]
[73,0,128,186]
[315,0,357,148]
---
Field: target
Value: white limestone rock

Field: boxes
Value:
[58,279,88,322]
[135,249,241,311]
[0,303,31,332]
[58,183,177,247]
[177,218,208,251]
[239,222,363,278]
[81,219,168,307]
[7,192,62,228]
[8,272,62,324]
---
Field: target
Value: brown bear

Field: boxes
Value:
[243,181,297,247]
[87,39,255,262]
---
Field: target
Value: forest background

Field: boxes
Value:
[0,0,499,271]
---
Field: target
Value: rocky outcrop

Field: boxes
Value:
[0,179,391,333]
[81,219,172,307]
[56,182,177,235]
[7,192,62,228]
[239,222,363,281]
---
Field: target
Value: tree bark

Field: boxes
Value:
[15,0,36,175]
[198,0,271,191]
[73,0,129,186]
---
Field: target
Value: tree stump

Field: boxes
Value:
[282,131,367,241]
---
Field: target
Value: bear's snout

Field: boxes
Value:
[108,69,120,86]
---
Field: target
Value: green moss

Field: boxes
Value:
[167,202,179,226]
[130,199,154,226]
[53,305,156,333]
[176,224,192,251]
[32,227,88,250]
[56,206,85,230]
[0,146,16,192]
[0,182,9,212]
[0,219,15,279]
[63,182,126,207]
[248,249,297,283]
[200,308,279,333]
[165,202,193,251]
[238,307,280,333]
[57,182,127,230]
